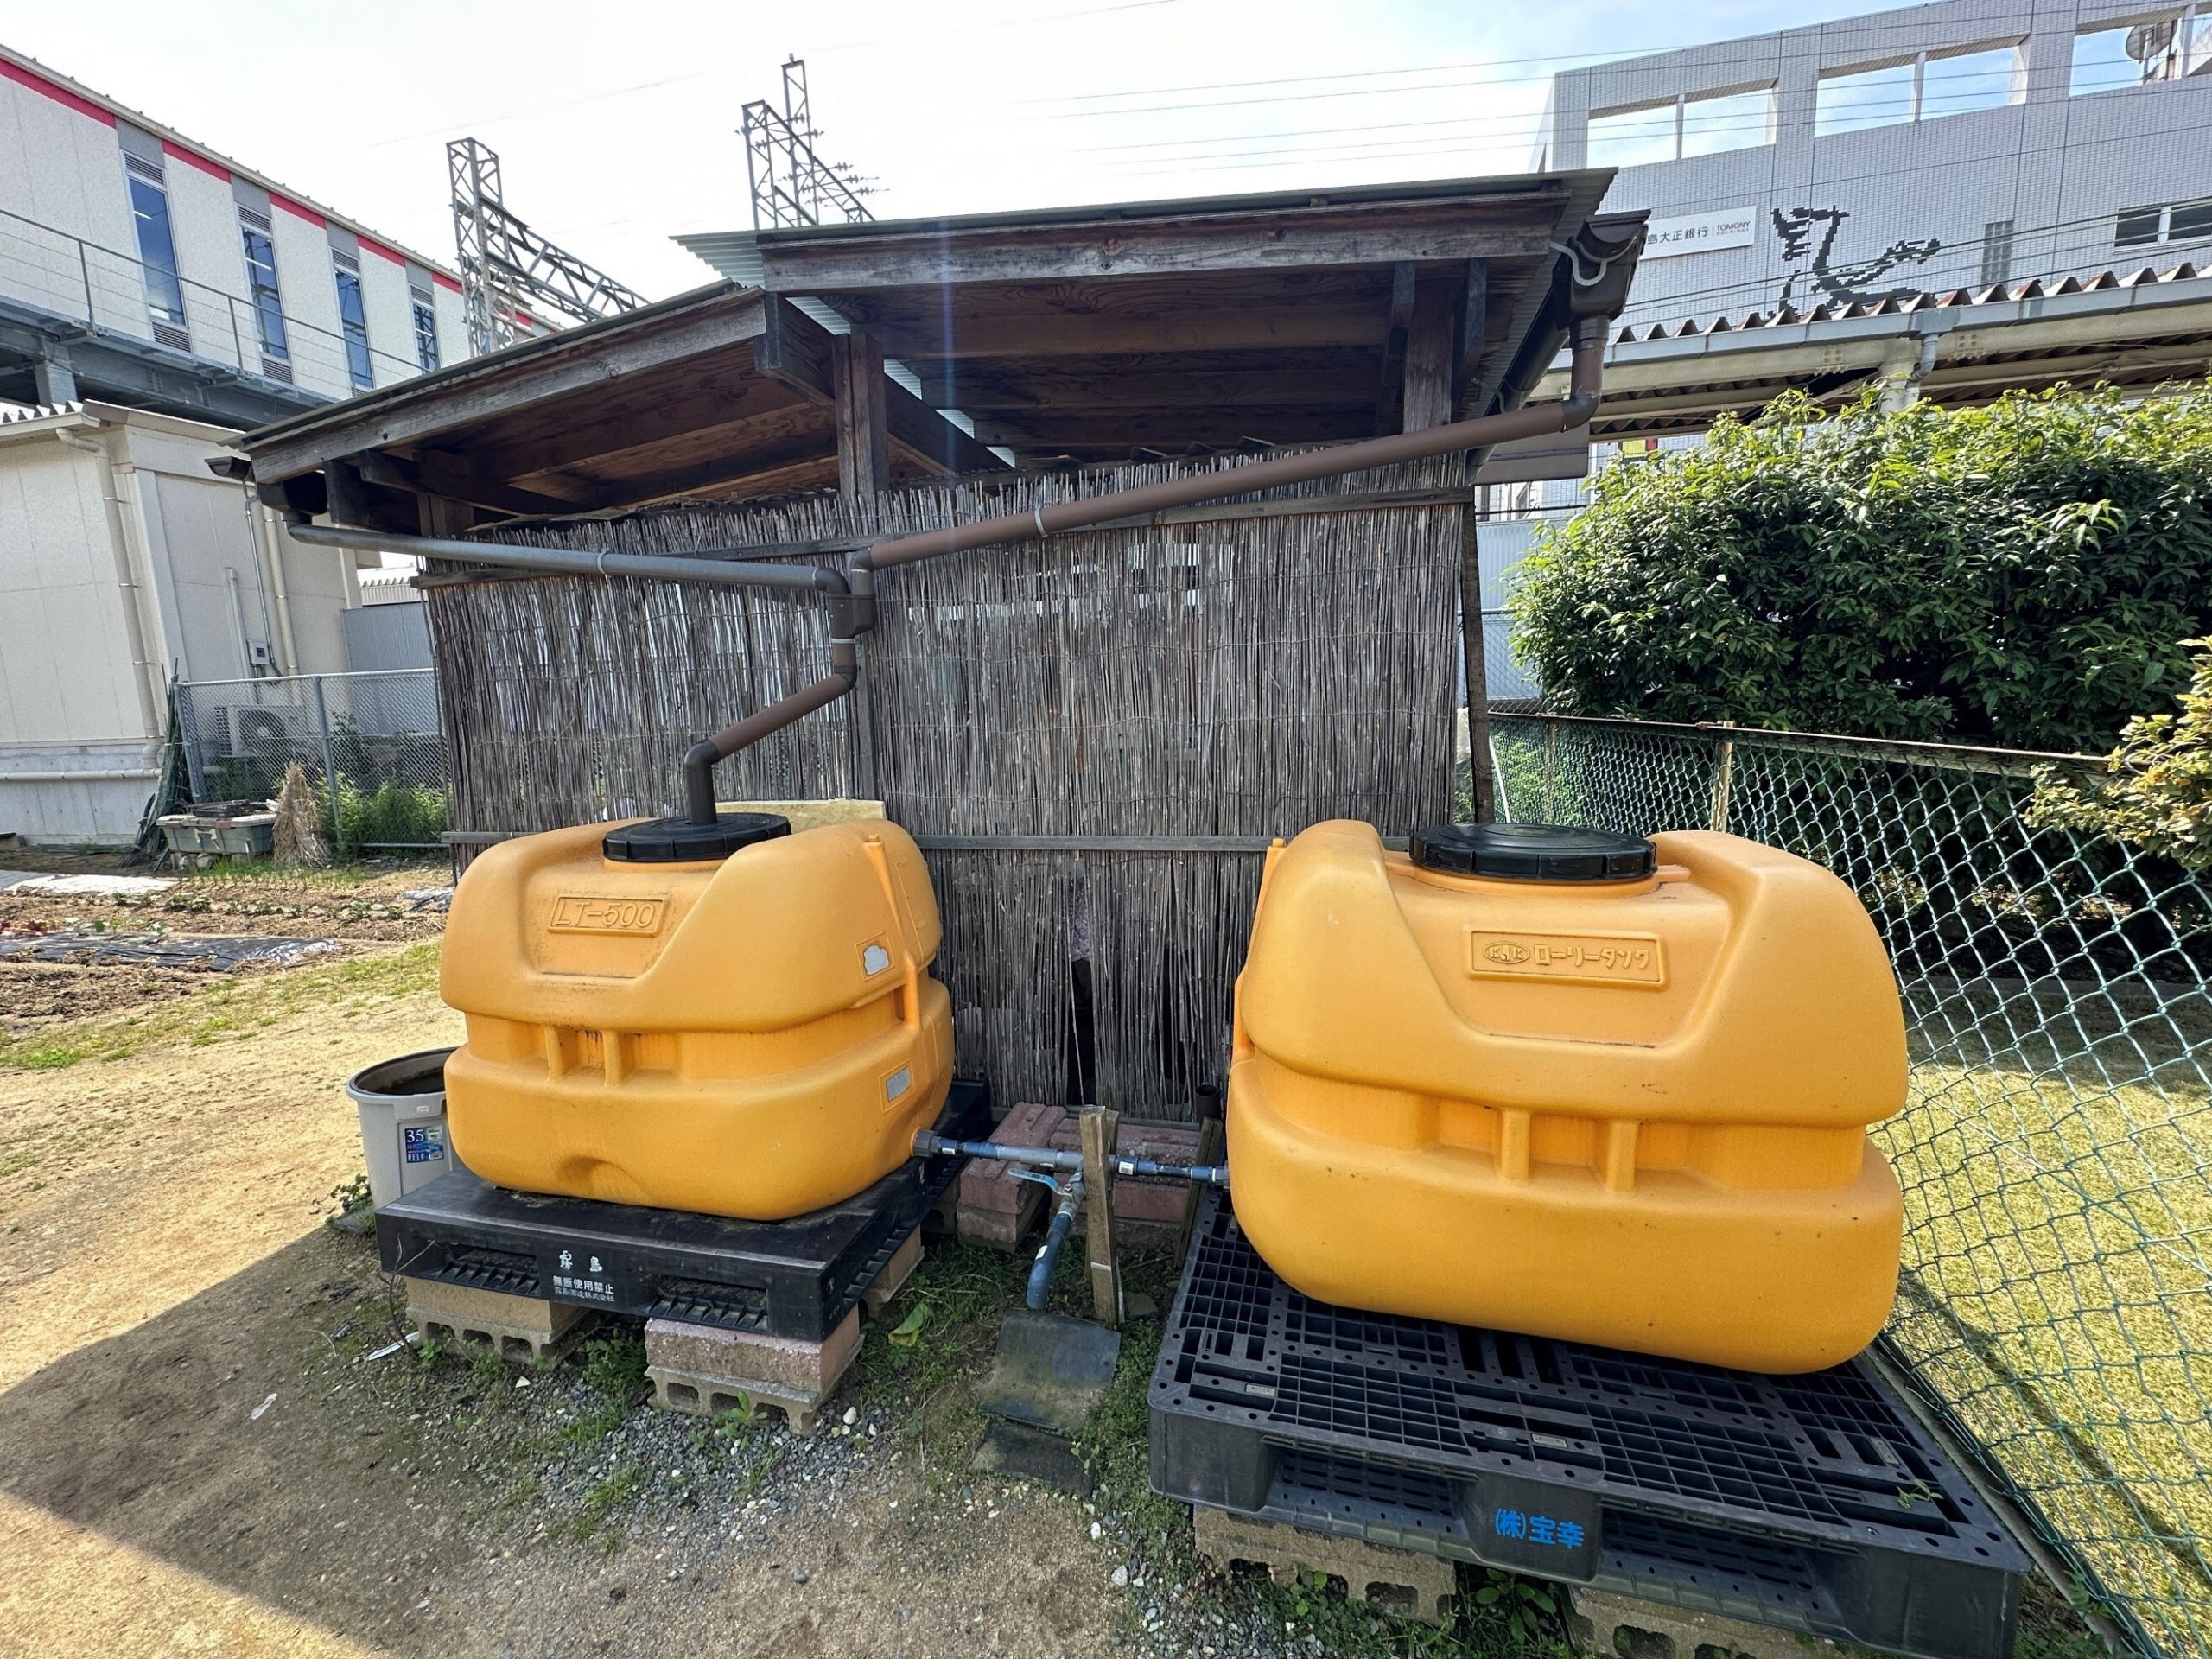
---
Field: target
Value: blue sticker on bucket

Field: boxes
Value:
[403,1123,447,1165]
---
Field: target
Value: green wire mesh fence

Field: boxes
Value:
[1491,712,2212,1659]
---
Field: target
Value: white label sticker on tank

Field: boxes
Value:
[862,943,893,976]
[1465,930,1668,988]
[884,1065,912,1103]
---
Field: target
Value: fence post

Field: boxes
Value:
[1708,721,1737,834]
[1542,719,1560,823]
[313,675,340,841]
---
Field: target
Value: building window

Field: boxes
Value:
[2073,9,2208,95]
[1815,42,2022,137]
[333,251,373,390]
[238,207,289,365]
[1979,219,2015,287]
[1588,84,1774,168]
[410,283,441,372]
[2117,200,2212,248]
[122,153,188,344]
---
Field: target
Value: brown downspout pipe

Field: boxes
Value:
[684,321,1615,808]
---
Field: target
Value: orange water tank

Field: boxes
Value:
[440,813,951,1221]
[1227,820,1905,1373]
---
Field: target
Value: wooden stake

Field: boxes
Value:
[1080,1107,1122,1326]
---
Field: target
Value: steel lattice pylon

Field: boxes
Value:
[741,57,874,231]
[447,137,649,358]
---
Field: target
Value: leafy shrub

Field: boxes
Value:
[330,779,448,855]
[1511,384,2212,752]
[2030,639,2212,868]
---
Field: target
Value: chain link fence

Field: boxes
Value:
[174,671,448,854]
[1491,711,2212,1659]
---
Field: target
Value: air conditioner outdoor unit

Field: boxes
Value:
[219,703,311,755]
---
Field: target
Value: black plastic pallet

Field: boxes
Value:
[376,1079,988,1343]
[1152,1191,2028,1659]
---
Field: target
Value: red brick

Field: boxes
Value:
[1046,1117,1203,1224]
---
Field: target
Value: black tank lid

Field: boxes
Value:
[1409,821,1656,882]
[602,811,792,863]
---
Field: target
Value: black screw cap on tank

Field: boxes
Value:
[602,811,792,863]
[1409,821,1656,881]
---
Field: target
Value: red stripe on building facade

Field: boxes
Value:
[161,140,230,181]
[270,193,326,228]
[0,58,117,126]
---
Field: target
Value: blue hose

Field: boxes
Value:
[1026,1175,1084,1310]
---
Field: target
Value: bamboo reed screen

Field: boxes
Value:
[424,454,1465,1120]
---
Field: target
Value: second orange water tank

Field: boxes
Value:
[1228,820,1906,1373]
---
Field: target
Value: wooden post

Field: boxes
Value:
[1401,279,1458,434]
[832,327,888,498]
[1079,1107,1122,1326]
[1542,718,1560,823]
[1459,505,1496,822]
[1709,721,1738,833]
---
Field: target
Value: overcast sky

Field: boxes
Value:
[0,0,1881,297]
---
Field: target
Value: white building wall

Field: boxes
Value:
[0,434,160,842]
[432,282,468,366]
[267,202,349,400]
[1542,0,2212,331]
[0,73,143,337]
[162,153,254,373]
[357,246,420,388]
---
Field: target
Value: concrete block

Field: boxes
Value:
[1194,1504,1457,1624]
[1569,1586,1834,1659]
[643,1307,861,1435]
[862,1229,924,1318]
[405,1277,583,1363]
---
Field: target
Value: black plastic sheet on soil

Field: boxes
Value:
[0,931,339,970]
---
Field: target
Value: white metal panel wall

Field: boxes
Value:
[272,519,358,677]
[0,439,145,749]
[267,201,349,399]
[162,152,255,372]
[358,246,419,386]
[0,74,143,336]
[431,281,467,366]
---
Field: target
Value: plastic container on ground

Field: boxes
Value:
[157,804,276,863]
[347,1046,455,1208]
[438,814,954,1222]
[1228,819,1908,1374]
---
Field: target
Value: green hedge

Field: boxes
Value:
[1510,384,2212,753]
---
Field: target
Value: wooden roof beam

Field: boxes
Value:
[829,276,1396,359]
[753,194,1562,289]
[754,297,1007,477]
[246,288,767,483]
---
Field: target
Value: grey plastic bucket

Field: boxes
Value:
[346,1046,455,1208]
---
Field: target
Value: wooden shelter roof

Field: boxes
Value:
[238,171,1626,530]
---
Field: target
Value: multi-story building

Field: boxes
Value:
[0,42,467,423]
[1531,0,2212,333]
[0,45,459,845]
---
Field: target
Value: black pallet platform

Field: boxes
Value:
[377,1079,988,1343]
[1152,1192,2027,1659]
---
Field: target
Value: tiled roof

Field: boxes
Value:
[1615,261,2205,344]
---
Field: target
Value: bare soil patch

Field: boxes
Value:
[0,864,448,1035]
